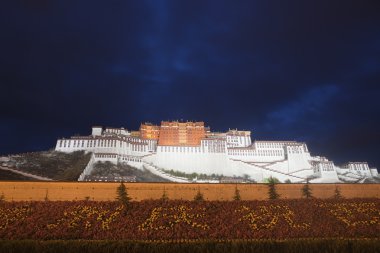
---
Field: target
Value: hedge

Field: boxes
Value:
[0,239,379,253]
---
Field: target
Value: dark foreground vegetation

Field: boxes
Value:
[0,239,379,253]
[0,199,379,240]
[1,197,379,253]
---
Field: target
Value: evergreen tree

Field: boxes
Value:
[301,179,313,198]
[233,185,241,201]
[334,186,343,199]
[161,187,169,201]
[44,189,49,201]
[264,177,280,183]
[116,182,131,208]
[267,177,280,200]
[194,187,204,201]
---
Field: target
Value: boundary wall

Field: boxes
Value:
[0,182,379,201]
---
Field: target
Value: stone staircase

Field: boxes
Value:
[230,158,306,182]
[78,153,96,181]
[288,168,314,176]
[141,160,190,183]
[257,159,286,167]
[337,172,364,183]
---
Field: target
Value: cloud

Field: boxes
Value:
[266,85,340,126]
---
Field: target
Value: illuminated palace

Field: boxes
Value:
[55,121,378,183]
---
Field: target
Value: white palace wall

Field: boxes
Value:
[55,137,151,157]
[227,148,285,163]
[54,126,378,183]
[286,146,313,173]
[153,146,232,175]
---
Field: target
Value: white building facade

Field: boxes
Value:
[55,125,379,183]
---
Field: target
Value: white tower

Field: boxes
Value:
[92,126,102,136]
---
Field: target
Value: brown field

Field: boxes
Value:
[0,182,379,201]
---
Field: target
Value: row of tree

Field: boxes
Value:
[0,180,343,205]
[116,178,344,210]
[267,176,343,199]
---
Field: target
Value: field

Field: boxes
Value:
[0,198,379,252]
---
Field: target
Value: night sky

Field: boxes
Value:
[1,1,379,169]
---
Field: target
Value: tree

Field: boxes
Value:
[194,187,204,201]
[267,176,280,200]
[233,185,241,201]
[301,179,313,198]
[264,177,280,183]
[116,182,131,209]
[243,174,250,180]
[44,189,49,201]
[161,187,169,201]
[284,179,292,184]
[334,186,343,199]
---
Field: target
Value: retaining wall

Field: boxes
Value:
[0,182,379,201]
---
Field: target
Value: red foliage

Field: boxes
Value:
[0,199,379,240]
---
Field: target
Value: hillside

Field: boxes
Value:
[4,151,91,181]
[1,151,168,182]
[88,161,169,182]
[0,169,33,181]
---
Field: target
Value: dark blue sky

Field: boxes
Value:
[1,1,379,169]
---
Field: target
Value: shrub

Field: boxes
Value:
[116,182,131,209]
[334,186,343,199]
[161,188,169,201]
[0,199,380,242]
[233,186,241,201]
[267,177,280,200]
[1,239,379,253]
[264,177,280,184]
[44,189,49,201]
[301,179,313,199]
[194,188,204,201]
